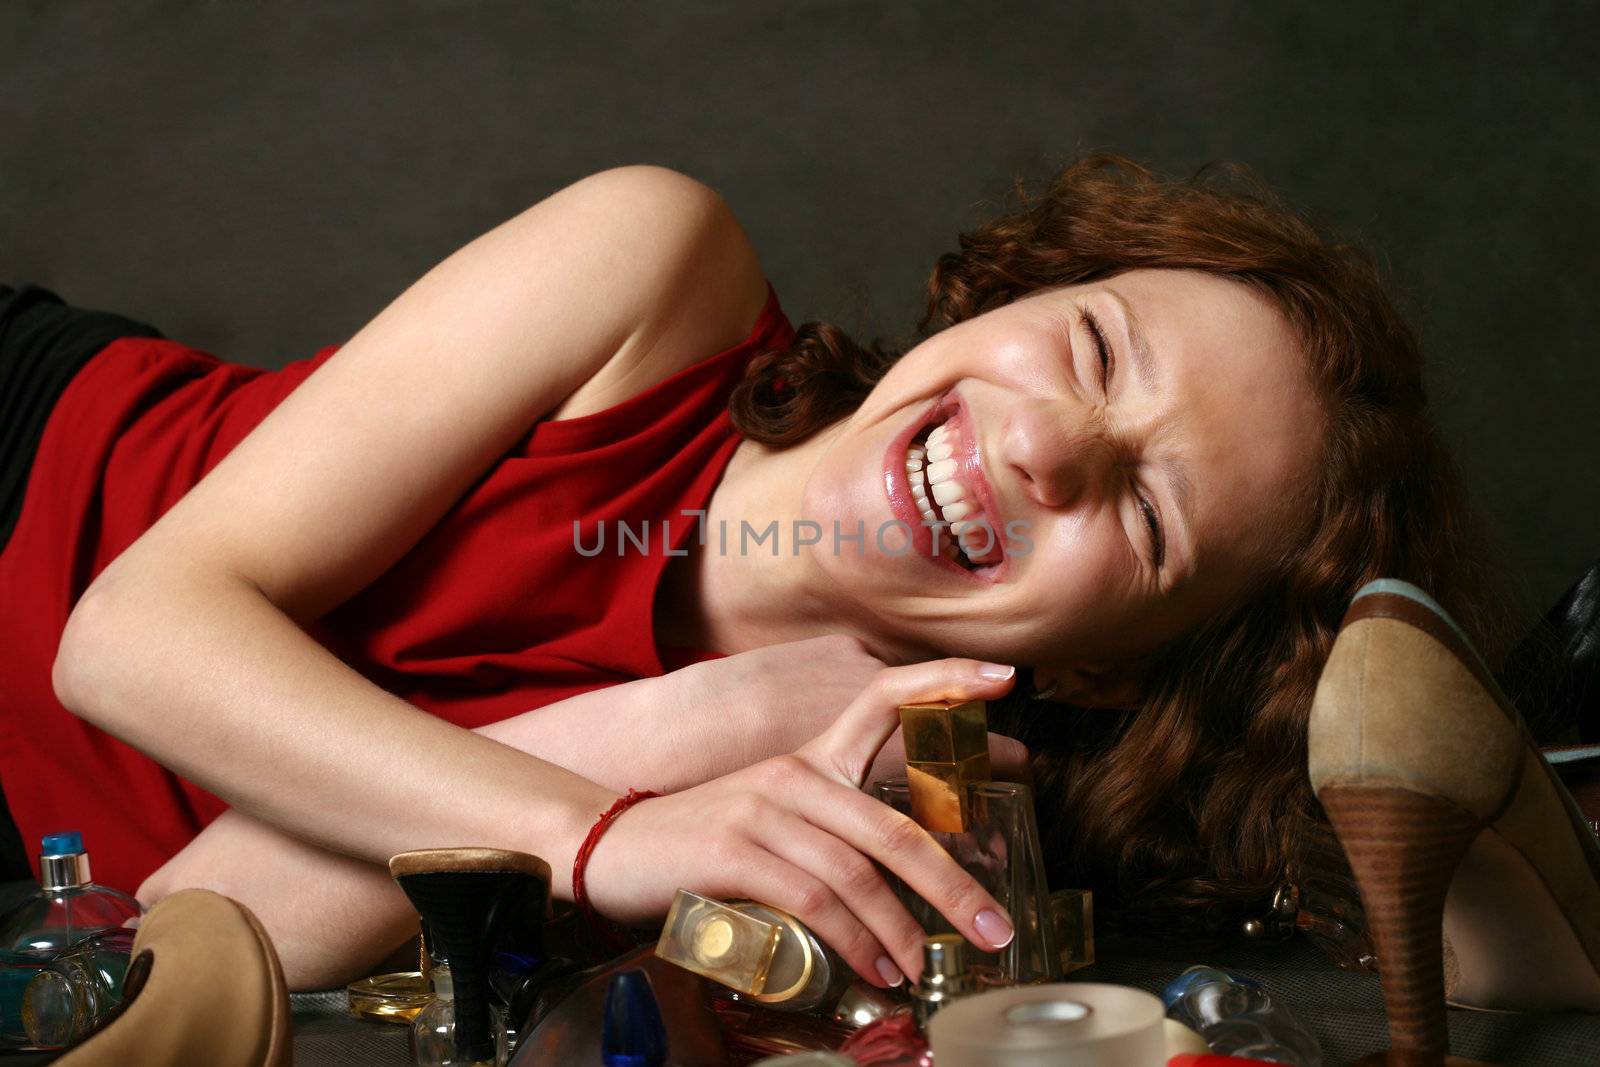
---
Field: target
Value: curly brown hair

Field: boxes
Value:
[728,155,1508,938]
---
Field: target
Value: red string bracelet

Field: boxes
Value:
[572,788,662,952]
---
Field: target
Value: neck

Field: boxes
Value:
[655,426,884,658]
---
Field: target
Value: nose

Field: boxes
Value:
[1000,398,1118,510]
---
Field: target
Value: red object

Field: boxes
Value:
[1167,1054,1279,1066]
[572,787,662,950]
[839,1011,929,1066]
[0,285,791,891]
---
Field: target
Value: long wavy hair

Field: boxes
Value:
[727,155,1508,938]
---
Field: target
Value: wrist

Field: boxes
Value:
[538,779,621,901]
[571,788,663,951]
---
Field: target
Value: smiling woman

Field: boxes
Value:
[714,154,1505,934]
[2,156,1501,990]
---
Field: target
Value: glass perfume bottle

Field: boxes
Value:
[0,831,141,1049]
[19,927,136,1048]
[410,963,508,1067]
[655,890,853,1014]
[1161,965,1322,1067]
[872,779,1058,985]
[0,832,142,956]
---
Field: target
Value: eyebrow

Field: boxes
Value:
[1104,285,1158,395]
[1103,284,1195,564]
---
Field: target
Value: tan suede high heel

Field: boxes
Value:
[1310,579,1600,1064]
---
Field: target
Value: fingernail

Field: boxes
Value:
[974,908,1014,948]
[875,955,904,987]
[977,663,1016,681]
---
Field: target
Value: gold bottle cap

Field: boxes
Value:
[899,700,991,833]
[656,890,782,995]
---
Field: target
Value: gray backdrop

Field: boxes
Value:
[3,1,1595,619]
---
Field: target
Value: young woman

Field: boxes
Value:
[0,156,1491,990]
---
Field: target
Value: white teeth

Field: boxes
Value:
[905,417,1000,569]
[931,479,966,507]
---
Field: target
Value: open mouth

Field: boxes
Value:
[904,416,1006,572]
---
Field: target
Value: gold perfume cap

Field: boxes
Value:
[899,699,991,832]
[656,889,782,995]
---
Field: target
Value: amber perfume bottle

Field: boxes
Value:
[655,890,851,1014]
[873,778,1060,985]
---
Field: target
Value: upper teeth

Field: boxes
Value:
[905,420,996,565]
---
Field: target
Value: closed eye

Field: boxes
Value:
[1137,489,1165,569]
[1081,308,1113,392]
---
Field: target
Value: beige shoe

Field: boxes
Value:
[55,888,291,1067]
[1310,579,1600,1062]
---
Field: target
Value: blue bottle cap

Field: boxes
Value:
[601,968,668,1067]
[40,831,84,856]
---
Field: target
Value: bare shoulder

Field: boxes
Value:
[546,165,771,421]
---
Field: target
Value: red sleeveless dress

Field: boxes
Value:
[0,284,791,890]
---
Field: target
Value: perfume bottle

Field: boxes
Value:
[1161,965,1322,1067]
[655,890,852,1014]
[0,831,141,1049]
[872,778,1058,985]
[0,832,142,955]
[410,962,508,1067]
[19,926,136,1048]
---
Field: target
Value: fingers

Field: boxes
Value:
[800,658,1017,788]
[764,757,1015,960]
[987,732,1032,785]
[754,810,925,984]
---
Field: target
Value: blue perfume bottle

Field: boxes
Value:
[0,831,142,1049]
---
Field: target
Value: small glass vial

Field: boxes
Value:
[409,963,507,1067]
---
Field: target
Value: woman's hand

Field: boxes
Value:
[583,658,1020,987]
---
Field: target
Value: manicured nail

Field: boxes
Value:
[974,908,1014,949]
[875,955,904,987]
[977,663,1016,681]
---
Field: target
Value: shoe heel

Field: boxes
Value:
[1320,784,1484,1056]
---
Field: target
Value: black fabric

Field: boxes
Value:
[0,283,164,551]
[0,283,164,887]
[1505,558,1600,745]
[0,777,28,883]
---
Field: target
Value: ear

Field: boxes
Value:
[1031,663,1144,710]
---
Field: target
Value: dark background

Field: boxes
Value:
[3,1,1595,619]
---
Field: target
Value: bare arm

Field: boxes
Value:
[52,165,770,898]
[141,640,1034,991]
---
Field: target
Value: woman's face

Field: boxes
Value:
[800,268,1324,700]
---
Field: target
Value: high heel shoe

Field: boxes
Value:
[1309,579,1600,1062]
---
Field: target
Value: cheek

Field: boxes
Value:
[1013,514,1132,630]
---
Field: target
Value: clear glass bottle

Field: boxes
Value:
[409,963,507,1067]
[872,779,1059,985]
[1161,965,1322,1066]
[0,831,141,1049]
[20,927,136,1048]
[0,832,142,956]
